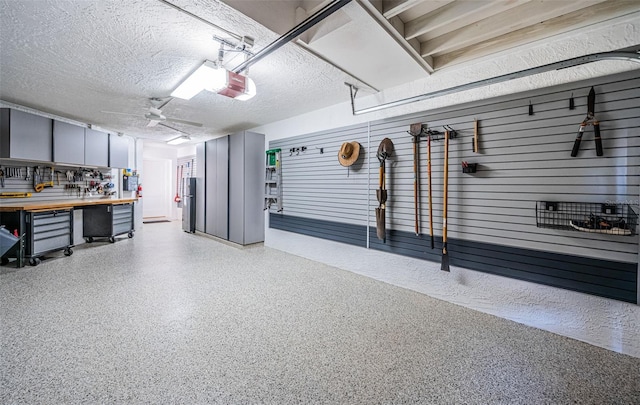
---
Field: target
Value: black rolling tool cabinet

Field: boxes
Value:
[83,202,134,243]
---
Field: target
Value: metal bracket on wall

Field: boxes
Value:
[347,51,640,116]
[289,146,307,156]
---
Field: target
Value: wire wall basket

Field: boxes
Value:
[536,201,638,236]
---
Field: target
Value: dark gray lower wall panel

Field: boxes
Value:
[270,214,366,248]
[272,213,636,303]
[370,228,637,304]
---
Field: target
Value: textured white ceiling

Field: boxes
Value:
[0,0,360,143]
[1,0,639,146]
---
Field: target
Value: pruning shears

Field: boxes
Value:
[571,86,603,157]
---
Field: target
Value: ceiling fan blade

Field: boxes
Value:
[164,117,203,127]
[158,122,190,135]
[149,107,163,116]
[101,110,141,117]
[146,120,160,127]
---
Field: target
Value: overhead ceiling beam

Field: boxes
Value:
[358,0,434,73]
[381,0,432,19]
[420,0,607,57]
[434,3,640,69]
[405,0,528,40]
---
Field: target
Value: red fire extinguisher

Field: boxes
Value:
[136,184,142,198]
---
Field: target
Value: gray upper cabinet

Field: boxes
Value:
[53,120,85,165]
[0,108,52,162]
[109,133,129,168]
[84,128,109,167]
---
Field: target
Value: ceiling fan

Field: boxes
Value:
[101,100,203,128]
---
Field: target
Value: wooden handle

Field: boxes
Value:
[442,131,449,244]
[473,119,479,153]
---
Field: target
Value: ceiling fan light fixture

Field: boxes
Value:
[167,135,191,145]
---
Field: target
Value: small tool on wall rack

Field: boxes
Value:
[472,119,479,153]
[461,161,477,173]
[571,86,603,157]
[289,146,307,156]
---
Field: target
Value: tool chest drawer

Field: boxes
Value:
[83,203,134,243]
[28,210,73,260]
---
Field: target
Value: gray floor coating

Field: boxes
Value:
[1,222,639,404]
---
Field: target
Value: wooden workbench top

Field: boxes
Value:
[0,198,138,212]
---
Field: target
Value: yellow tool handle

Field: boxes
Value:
[34,181,53,192]
[0,192,32,198]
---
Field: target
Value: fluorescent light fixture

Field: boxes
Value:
[171,60,257,101]
[167,135,191,145]
[171,61,221,100]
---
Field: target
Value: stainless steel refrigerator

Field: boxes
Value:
[182,177,196,233]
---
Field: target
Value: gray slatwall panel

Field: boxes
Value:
[270,123,369,227]
[269,71,639,302]
[0,162,114,203]
[367,74,639,263]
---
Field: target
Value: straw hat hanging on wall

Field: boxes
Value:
[338,141,360,167]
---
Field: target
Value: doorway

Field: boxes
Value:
[142,158,172,221]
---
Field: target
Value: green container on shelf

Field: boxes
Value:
[266,148,281,166]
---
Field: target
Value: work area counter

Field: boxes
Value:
[0,198,137,267]
[0,198,138,212]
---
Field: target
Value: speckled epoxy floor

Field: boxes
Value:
[1,222,639,404]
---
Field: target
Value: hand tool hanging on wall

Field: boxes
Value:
[571,87,603,157]
[174,165,182,203]
[0,192,32,198]
[427,131,434,249]
[441,130,450,272]
[376,138,394,242]
[409,123,424,236]
[32,166,53,192]
[473,119,479,153]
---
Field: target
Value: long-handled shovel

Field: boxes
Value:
[427,133,434,249]
[376,138,394,242]
[441,130,450,272]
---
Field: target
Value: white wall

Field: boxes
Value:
[142,142,180,221]
[252,17,640,357]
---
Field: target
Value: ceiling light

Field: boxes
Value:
[171,61,222,100]
[167,135,191,145]
[171,60,257,101]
